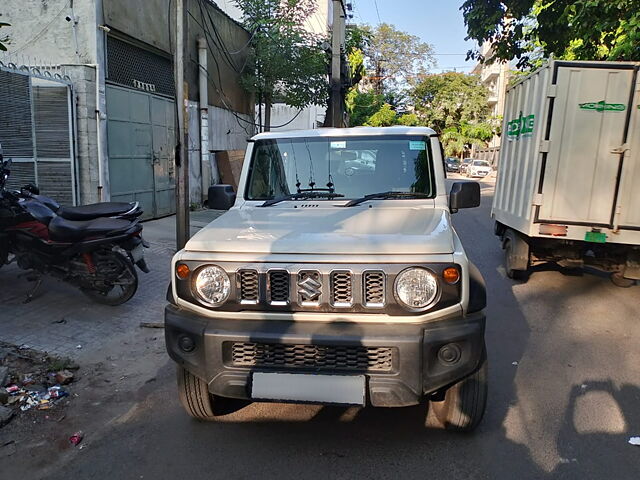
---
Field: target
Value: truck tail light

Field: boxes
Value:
[539,224,568,236]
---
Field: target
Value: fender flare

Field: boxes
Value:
[467,262,486,313]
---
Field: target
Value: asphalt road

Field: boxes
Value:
[47,178,640,479]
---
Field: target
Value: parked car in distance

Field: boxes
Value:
[166,126,488,432]
[466,160,492,178]
[459,158,473,175]
[445,157,460,173]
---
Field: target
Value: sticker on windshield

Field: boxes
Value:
[330,141,346,149]
[409,140,426,151]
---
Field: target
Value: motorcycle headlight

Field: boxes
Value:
[394,267,438,309]
[193,265,230,306]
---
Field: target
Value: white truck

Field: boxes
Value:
[165,126,489,431]
[493,60,640,286]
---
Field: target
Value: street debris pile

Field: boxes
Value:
[0,342,78,427]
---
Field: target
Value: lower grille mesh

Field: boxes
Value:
[230,342,394,372]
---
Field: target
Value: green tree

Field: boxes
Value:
[364,103,397,127]
[461,0,640,68]
[441,122,494,157]
[346,90,383,126]
[410,72,496,155]
[235,0,328,130]
[368,23,436,95]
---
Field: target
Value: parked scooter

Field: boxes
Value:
[0,146,149,305]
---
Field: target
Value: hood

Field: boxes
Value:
[185,204,455,256]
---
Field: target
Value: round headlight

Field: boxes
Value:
[193,265,230,306]
[394,267,438,309]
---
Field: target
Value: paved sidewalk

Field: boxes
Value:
[0,209,223,358]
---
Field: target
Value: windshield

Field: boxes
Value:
[245,135,436,200]
[472,160,490,167]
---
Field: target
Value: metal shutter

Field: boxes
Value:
[33,86,71,158]
[0,70,33,157]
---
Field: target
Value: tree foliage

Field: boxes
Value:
[461,0,640,68]
[345,24,373,90]
[235,0,328,129]
[411,72,496,156]
[345,90,383,126]
[367,23,436,94]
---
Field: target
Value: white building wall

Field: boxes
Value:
[2,0,99,64]
[263,104,325,132]
[472,42,510,149]
[209,104,254,150]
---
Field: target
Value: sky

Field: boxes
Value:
[350,0,479,73]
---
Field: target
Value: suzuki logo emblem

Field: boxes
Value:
[297,274,322,302]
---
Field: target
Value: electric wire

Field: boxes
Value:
[189,5,307,132]
[197,0,242,73]
[372,0,381,24]
[193,58,304,130]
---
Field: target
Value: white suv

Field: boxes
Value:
[166,127,488,432]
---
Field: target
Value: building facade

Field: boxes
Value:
[1,0,254,218]
[472,42,510,156]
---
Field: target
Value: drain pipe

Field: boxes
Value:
[89,62,104,202]
[197,36,215,203]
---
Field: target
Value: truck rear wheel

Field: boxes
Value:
[503,229,529,281]
[430,349,488,432]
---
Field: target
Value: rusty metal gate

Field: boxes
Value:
[0,63,76,205]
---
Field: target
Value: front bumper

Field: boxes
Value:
[165,305,485,407]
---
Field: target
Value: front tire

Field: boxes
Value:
[430,349,488,432]
[176,366,248,420]
[177,366,217,420]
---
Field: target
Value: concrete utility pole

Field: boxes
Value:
[330,0,346,127]
[175,0,190,250]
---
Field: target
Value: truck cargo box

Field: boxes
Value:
[493,60,640,246]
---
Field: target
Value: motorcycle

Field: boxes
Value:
[0,147,149,305]
[19,183,143,222]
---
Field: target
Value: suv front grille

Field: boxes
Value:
[235,269,388,310]
[238,270,259,303]
[230,342,394,372]
[267,270,289,304]
[363,271,385,307]
[331,271,353,306]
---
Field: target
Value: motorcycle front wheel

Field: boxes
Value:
[81,251,138,306]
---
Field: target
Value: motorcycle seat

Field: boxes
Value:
[48,215,135,242]
[58,202,138,221]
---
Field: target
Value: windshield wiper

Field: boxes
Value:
[342,191,431,207]
[260,190,344,207]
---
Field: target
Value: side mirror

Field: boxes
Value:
[449,181,480,213]
[207,184,236,210]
